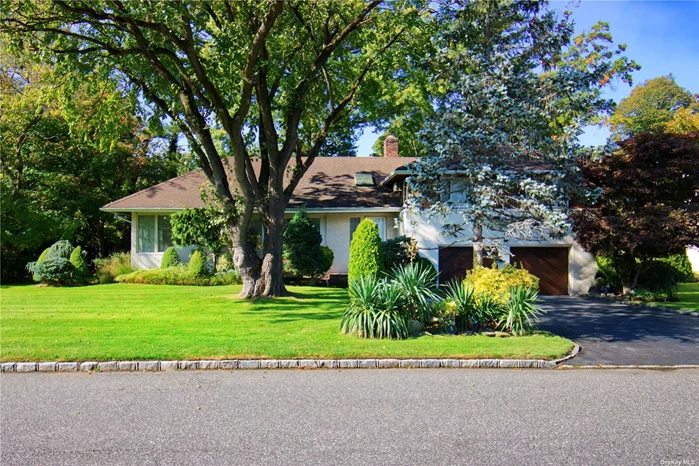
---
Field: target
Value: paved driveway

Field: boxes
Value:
[538,296,699,366]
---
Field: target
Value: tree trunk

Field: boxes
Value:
[617,256,640,296]
[473,220,485,267]
[254,216,288,297]
[229,217,261,299]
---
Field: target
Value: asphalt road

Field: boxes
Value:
[1,369,697,465]
[538,296,699,366]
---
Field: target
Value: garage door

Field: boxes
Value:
[509,247,569,295]
[438,247,493,283]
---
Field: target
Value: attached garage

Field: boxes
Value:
[509,247,569,295]
[438,246,570,295]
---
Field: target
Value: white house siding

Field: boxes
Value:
[324,212,400,275]
[688,246,699,274]
[400,210,597,295]
[131,212,194,270]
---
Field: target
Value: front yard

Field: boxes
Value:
[0,284,573,361]
[647,283,699,312]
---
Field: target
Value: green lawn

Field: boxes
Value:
[647,283,699,312]
[0,284,574,361]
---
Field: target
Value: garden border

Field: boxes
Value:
[0,345,582,373]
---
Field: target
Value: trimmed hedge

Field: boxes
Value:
[188,250,209,277]
[69,246,89,280]
[116,266,240,286]
[348,219,384,283]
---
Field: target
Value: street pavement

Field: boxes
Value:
[2,369,697,465]
[538,296,699,366]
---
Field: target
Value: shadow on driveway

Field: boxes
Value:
[537,296,699,366]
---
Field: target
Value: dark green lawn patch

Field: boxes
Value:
[0,284,574,361]
[646,283,699,312]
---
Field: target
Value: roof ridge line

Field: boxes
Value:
[103,167,204,208]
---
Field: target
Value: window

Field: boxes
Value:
[366,216,386,241]
[137,215,156,253]
[158,215,172,250]
[137,214,172,253]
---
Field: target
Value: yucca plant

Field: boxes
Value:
[389,261,439,323]
[340,275,408,339]
[499,286,543,336]
[474,293,502,329]
[441,280,476,330]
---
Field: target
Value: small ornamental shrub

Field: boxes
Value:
[595,255,622,292]
[637,260,682,298]
[283,209,330,277]
[32,248,50,281]
[499,286,543,336]
[31,258,75,285]
[382,236,413,272]
[465,264,539,304]
[320,246,334,275]
[348,219,384,283]
[69,246,89,280]
[389,261,439,323]
[94,252,134,284]
[216,252,234,272]
[473,293,503,329]
[658,253,694,283]
[188,250,209,277]
[441,280,477,331]
[45,240,74,261]
[161,247,180,269]
[340,275,408,339]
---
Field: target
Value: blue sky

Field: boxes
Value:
[356,0,699,155]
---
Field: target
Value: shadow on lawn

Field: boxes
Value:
[239,287,347,323]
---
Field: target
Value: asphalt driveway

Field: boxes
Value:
[538,296,699,366]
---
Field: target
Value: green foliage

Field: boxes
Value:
[389,262,439,322]
[442,280,477,330]
[637,261,683,298]
[465,265,540,305]
[340,275,408,340]
[31,258,75,286]
[170,208,228,254]
[45,240,74,261]
[116,266,241,286]
[595,255,621,292]
[188,250,209,278]
[609,75,696,138]
[69,246,89,280]
[93,252,134,284]
[348,219,384,283]
[216,252,234,273]
[282,210,329,277]
[161,247,180,269]
[659,254,695,283]
[320,246,334,275]
[382,236,414,273]
[474,294,504,329]
[500,287,543,336]
[31,248,49,281]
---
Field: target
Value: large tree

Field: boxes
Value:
[572,132,699,294]
[608,74,697,138]
[1,0,429,297]
[408,0,639,265]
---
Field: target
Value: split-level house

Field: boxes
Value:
[102,136,598,295]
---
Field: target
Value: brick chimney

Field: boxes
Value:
[383,134,399,157]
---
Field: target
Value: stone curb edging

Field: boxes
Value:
[1,344,584,373]
[1,357,561,373]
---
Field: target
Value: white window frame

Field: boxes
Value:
[365,216,387,241]
[136,214,172,253]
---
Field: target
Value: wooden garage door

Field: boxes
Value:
[438,248,494,283]
[509,247,569,295]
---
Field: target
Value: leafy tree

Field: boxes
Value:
[348,219,384,282]
[0,47,179,282]
[282,209,328,277]
[408,0,639,266]
[572,132,699,294]
[609,75,696,138]
[1,1,432,297]
[170,208,227,258]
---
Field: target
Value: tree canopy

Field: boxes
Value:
[408,0,639,264]
[608,75,697,138]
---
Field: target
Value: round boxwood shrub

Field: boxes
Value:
[320,246,334,275]
[348,219,384,283]
[382,236,413,273]
[188,250,209,277]
[161,247,180,269]
[69,246,89,280]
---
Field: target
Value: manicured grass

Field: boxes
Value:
[647,283,699,312]
[0,284,574,361]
